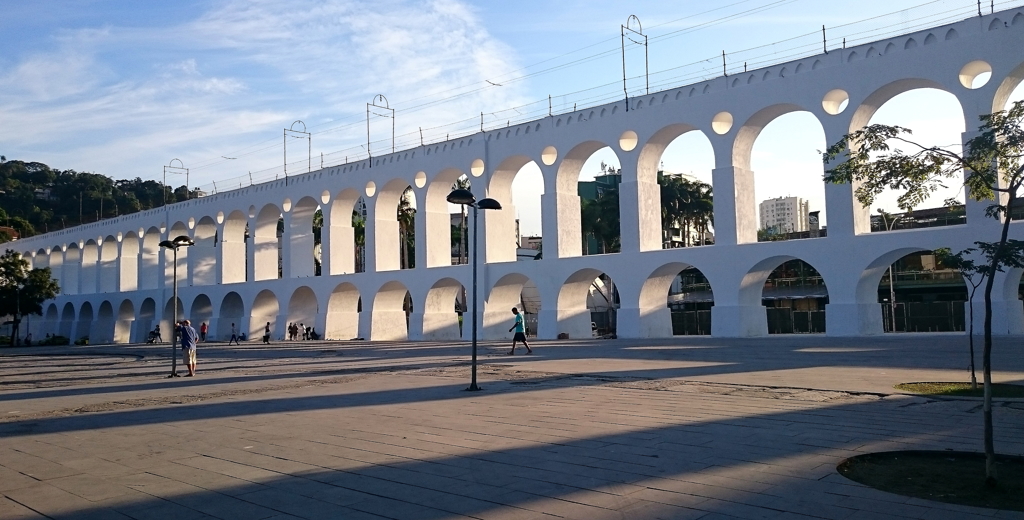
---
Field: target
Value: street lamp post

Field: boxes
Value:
[446,188,502,391]
[160,235,194,377]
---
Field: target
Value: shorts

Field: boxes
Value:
[183,347,196,364]
[513,332,527,342]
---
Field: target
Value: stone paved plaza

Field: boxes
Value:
[1,335,1023,519]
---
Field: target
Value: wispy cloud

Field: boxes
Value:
[1,0,526,187]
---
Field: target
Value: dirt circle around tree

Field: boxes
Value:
[837,451,1024,511]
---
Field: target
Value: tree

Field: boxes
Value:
[823,100,1024,486]
[452,176,471,264]
[935,248,985,389]
[353,211,366,272]
[0,250,60,346]
[397,187,416,269]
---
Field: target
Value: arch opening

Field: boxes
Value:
[190,294,213,339]
[371,281,411,341]
[81,240,98,294]
[878,250,967,332]
[286,286,319,340]
[289,197,321,278]
[483,273,541,339]
[639,263,715,337]
[138,298,157,342]
[862,87,967,224]
[250,290,280,340]
[99,237,118,292]
[639,125,715,249]
[221,211,247,283]
[254,205,283,281]
[120,232,139,291]
[60,302,75,338]
[326,282,360,340]
[140,227,161,289]
[749,111,827,242]
[422,278,467,340]
[192,217,217,286]
[63,243,80,295]
[165,222,190,285]
[557,269,619,338]
[218,292,244,340]
[328,189,363,275]
[488,156,543,263]
[755,259,829,334]
[114,299,135,343]
[376,180,417,271]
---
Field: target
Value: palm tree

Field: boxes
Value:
[452,176,471,264]
[397,187,416,269]
[352,211,365,272]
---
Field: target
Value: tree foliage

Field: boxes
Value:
[0,158,188,237]
[0,250,60,346]
[659,174,714,247]
[824,100,1024,486]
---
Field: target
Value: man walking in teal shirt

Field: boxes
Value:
[507,307,532,355]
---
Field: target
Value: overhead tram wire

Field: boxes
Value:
[187,0,1024,191]
[187,0,797,172]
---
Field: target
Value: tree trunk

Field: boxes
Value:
[982,193,1014,486]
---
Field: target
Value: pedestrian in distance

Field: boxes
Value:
[507,307,532,355]
[263,322,271,344]
[178,319,199,376]
[228,323,239,345]
[199,322,208,342]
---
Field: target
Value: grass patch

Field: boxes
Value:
[895,382,1024,398]
[838,451,1024,511]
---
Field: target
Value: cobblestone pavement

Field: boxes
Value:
[1,335,1023,519]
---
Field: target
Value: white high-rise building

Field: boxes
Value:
[759,196,809,233]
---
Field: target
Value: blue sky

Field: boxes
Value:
[3,0,1023,235]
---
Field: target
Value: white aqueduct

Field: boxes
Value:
[11,9,1024,344]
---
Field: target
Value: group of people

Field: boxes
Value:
[286,322,319,341]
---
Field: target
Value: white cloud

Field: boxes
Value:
[1,0,526,189]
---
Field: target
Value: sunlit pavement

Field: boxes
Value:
[1,335,1023,519]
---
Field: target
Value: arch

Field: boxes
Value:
[993,60,1024,112]
[376,178,417,271]
[221,211,247,283]
[944,28,959,40]
[421,277,465,340]
[555,140,619,258]
[988,18,1003,31]
[139,298,157,342]
[33,248,49,270]
[165,222,190,286]
[76,301,94,341]
[81,239,98,294]
[286,286,319,337]
[556,268,618,338]
[758,259,829,334]
[861,85,966,215]
[732,103,811,170]
[99,236,118,292]
[289,196,320,278]
[254,204,282,281]
[849,78,954,132]
[637,124,714,250]
[483,273,541,339]
[884,42,896,54]
[487,155,537,263]
[328,188,361,275]
[48,246,63,290]
[867,249,967,333]
[905,38,917,49]
[218,292,244,340]
[923,33,937,45]
[60,302,75,338]
[249,289,280,339]
[190,294,214,336]
[326,282,360,340]
[638,262,714,337]
[192,216,217,286]
[140,227,162,289]
[750,111,828,239]
[425,169,464,268]
[119,231,140,292]
[371,280,410,341]
[114,299,135,343]
[63,243,80,295]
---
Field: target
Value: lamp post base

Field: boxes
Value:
[465,384,482,392]
[167,372,181,378]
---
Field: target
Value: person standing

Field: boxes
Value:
[178,319,199,376]
[199,322,208,342]
[263,322,272,344]
[507,307,532,355]
[228,323,239,345]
